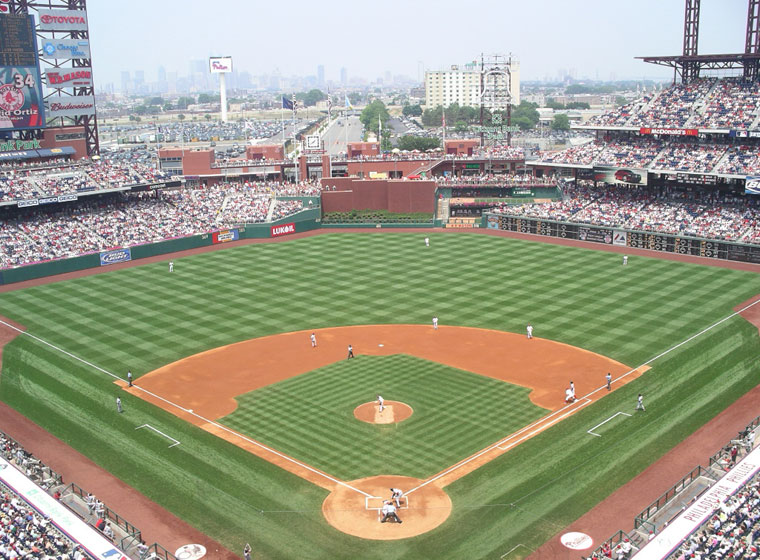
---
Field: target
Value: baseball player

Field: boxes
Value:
[526,324,533,339]
[569,381,575,399]
[565,388,575,403]
[377,395,385,412]
[116,396,123,413]
[243,543,252,560]
[432,316,438,330]
[390,488,404,508]
[425,237,430,247]
[127,370,133,387]
[622,255,628,266]
[347,344,354,359]
[169,261,174,272]
[310,332,317,348]
[636,393,646,411]
[606,372,612,391]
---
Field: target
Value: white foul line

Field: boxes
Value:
[406,296,760,496]
[0,319,373,498]
[587,412,632,437]
[135,423,181,448]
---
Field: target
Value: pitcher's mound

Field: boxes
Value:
[354,401,413,424]
[322,475,451,540]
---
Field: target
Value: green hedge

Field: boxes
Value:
[322,209,433,224]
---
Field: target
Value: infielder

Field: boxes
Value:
[169,261,174,272]
[127,370,133,387]
[347,344,354,359]
[569,381,575,399]
[116,396,123,413]
[526,324,533,339]
[606,372,612,391]
[432,316,438,330]
[565,388,575,403]
[310,333,317,347]
[377,395,385,412]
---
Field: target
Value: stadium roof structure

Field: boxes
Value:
[636,53,760,70]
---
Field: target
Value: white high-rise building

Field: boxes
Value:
[425,59,520,108]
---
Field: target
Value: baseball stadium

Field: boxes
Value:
[1,1,760,560]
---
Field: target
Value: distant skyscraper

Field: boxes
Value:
[317,65,325,86]
[120,71,130,94]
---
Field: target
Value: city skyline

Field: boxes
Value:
[89,0,751,91]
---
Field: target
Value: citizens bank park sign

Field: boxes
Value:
[37,9,88,32]
[45,95,96,119]
[45,68,93,88]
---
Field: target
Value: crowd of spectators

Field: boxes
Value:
[584,94,656,128]
[715,146,760,175]
[629,79,715,129]
[0,179,320,268]
[689,78,760,130]
[437,173,557,186]
[0,159,173,202]
[650,143,728,173]
[490,181,760,243]
[539,140,606,165]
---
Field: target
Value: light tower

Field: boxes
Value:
[209,57,232,122]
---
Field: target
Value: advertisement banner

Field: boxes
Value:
[612,230,627,246]
[271,223,296,237]
[40,39,90,60]
[99,248,131,266]
[209,57,233,73]
[578,226,613,244]
[639,127,698,136]
[45,95,96,119]
[486,215,500,229]
[212,229,239,244]
[37,9,88,31]
[746,176,760,195]
[593,166,648,186]
[45,67,93,88]
[730,130,760,138]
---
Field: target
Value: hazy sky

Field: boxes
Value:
[88,0,751,87]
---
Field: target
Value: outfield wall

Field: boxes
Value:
[484,213,760,264]
[0,211,320,285]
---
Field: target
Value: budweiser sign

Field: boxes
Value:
[45,68,93,87]
[45,95,96,118]
[37,9,88,31]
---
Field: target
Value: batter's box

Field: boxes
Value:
[365,495,410,510]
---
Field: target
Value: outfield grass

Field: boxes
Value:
[0,232,758,559]
[221,354,547,479]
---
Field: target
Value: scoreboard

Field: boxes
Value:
[0,14,45,131]
[486,214,760,264]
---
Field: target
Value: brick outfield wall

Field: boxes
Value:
[320,178,437,214]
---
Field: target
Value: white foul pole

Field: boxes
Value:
[219,73,228,123]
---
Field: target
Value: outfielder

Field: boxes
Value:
[169,261,174,272]
[432,316,438,330]
[310,332,317,347]
[526,324,533,339]
[636,394,646,411]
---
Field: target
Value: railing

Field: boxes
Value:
[140,543,177,560]
[585,529,634,560]
[0,431,64,487]
[67,482,142,542]
[634,465,708,529]
[707,414,760,468]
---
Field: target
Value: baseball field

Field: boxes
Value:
[0,231,759,559]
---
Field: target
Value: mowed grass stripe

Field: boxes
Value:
[220,355,547,479]
[0,233,759,559]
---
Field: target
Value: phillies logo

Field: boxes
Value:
[0,85,24,112]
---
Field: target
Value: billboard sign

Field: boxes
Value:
[40,39,90,60]
[45,67,93,87]
[593,166,648,186]
[212,229,239,244]
[612,230,627,246]
[45,95,96,119]
[639,127,698,136]
[99,248,132,266]
[746,176,760,195]
[209,57,233,73]
[0,15,45,131]
[271,223,296,237]
[37,9,88,31]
